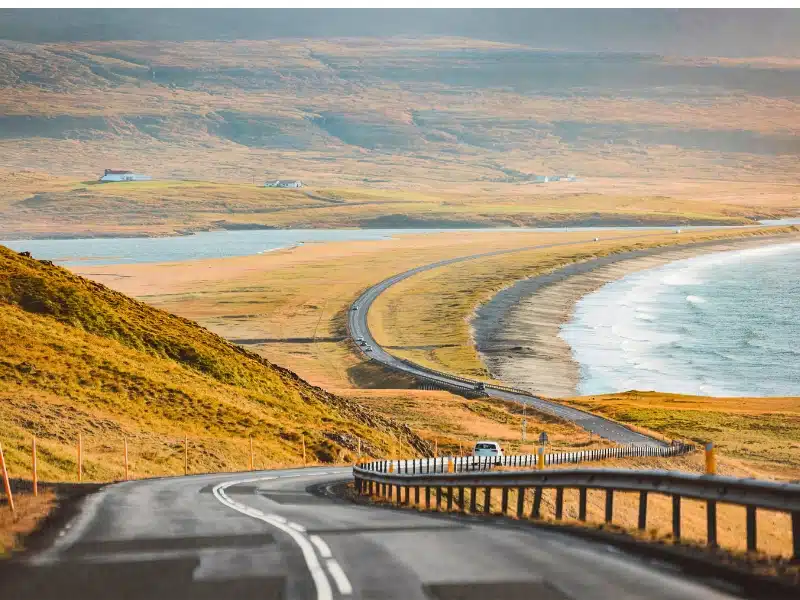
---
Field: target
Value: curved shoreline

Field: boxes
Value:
[472,233,800,398]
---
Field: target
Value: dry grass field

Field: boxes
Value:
[564,392,800,480]
[3,170,796,239]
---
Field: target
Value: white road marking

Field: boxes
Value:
[310,535,332,558]
[325,558,354,595]
[212,471,354,600]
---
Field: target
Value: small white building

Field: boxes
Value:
[264,179,303,189]
[99,169,152,183]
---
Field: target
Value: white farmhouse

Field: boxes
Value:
[99,169,152,183]
[264,179,303,189]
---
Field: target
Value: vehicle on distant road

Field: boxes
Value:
[352,305,359,311]
[472,440,504,458]
[474,381,486,392]
[365,345,373,352]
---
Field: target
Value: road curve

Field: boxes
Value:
[347,233,679,447]
[2,468,742,599]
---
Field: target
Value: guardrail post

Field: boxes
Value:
[792,512,800,560]
[532,487,543,519]
[578,487,587,521]
[605,489,614,524]
[501,488,509,514]
[707,500,718,547]
[470,487,477,513]
[537,447,545,470]
[425,486,431,509]
[516,487,525,517]
[705,442,717,475]
[638,491,648,530]
[555,488,564,520]
[368,480,374,496]
[396,484,401,504]
[746,505,757,552]
[483,488,491,514]
[458,487,465,513]
[672,495,682,541]
[436,487,443,511]
[447,488,454,511]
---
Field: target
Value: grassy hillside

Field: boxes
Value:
[0,244,431,482]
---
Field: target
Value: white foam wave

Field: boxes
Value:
[686,295,706,305]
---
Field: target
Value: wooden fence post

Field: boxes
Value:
[705,442,717,475]
[0,442,14,514]
[302,435,306,466]
[184,436,188,476]
[249,435,254,471]
[78,433,83,482]
[124,437,129,481]
[32,436,38,497]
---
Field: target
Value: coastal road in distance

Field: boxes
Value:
[0,467,742,599]
[347,233,674,447]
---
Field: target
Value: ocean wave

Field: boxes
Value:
[686,295,706,305]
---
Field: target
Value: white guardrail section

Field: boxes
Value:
[353,449,800,560]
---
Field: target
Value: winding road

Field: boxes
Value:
[2,468,743,599]
[347,233,674,446]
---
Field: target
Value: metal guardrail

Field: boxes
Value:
[353,453,800,559]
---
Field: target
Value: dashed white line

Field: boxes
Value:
[325,558,354,595]
[213,477,334,600]
[310,535,333,559]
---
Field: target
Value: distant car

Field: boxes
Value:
[351,305,359,311]
[474,382,486,392]
[356,337,364,343]
[593,237,600,242]
[675,229,682,234]
[365,345,373,352]
[472,441,504,458]
[359,340,367,346]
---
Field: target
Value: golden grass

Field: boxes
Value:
[0,245,431,482]
[0,491,55,556]
[563,392,800,479]
[4,170,789,239]
[342,388,611,457]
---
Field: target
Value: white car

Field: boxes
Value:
[472,440,504,458]
[365,345,373,352]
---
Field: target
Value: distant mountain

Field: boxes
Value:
[0,37,797,186]
[0,9,798,58]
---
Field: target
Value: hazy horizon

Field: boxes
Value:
[0,8,798,58]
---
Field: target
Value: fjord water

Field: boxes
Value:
[561,242,800,397]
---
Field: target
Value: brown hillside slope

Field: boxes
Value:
[0,245,430,481]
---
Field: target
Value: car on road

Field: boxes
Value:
[472,440,504,459]
[351,305,359,311]
[359,340,367,346]
[365,345,373,352]
[474,382,486,392]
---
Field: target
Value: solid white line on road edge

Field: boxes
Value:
[326,558,354,596]
[213,477,334,600]
[310,535,333,558]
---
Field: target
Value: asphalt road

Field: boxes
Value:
[1,468,743,599]
[347,233,672,447]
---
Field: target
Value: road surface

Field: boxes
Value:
[347,234,668,446]
[1,468,743,599]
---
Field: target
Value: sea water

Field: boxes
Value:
[561,242,800,397]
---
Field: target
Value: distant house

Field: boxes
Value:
[99,169,152,183]
[264,179,303,189]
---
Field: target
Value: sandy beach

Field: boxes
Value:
[473,233,800,399]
